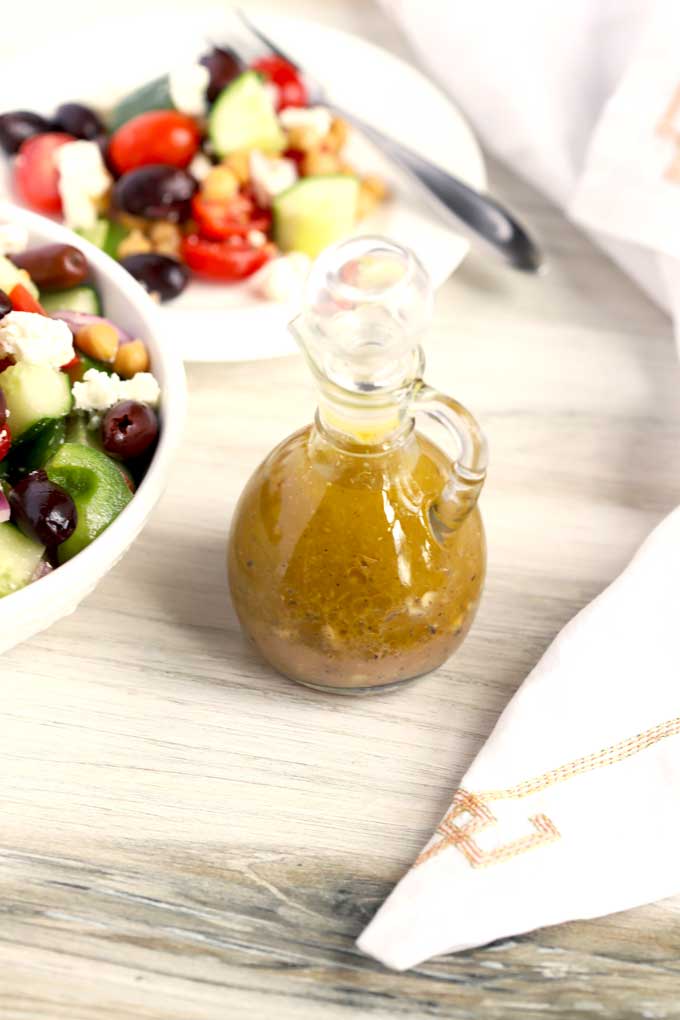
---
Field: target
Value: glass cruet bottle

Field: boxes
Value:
[228,236,488,694]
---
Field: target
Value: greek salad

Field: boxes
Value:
[0,226,161,598]
[0,48,387,304]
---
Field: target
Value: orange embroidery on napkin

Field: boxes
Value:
[415,790,559,869]
[417,716,680,869]
[656,84,680,182]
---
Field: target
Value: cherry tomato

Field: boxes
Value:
[181,233,275,281]
[109,111,201,174]
[191,192,271,240]
[9,284,47,315]
[14,132,75,214]
[0,422,11,462]
[251,56,308,110]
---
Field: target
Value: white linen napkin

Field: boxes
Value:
[379,0,680,344]
[357,507,680,969]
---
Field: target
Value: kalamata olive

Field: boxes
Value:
[101,400,158,460]
[53,102,105,141]
[10,244,88,291]
[0,387,6,424]
[200,46,244,103]
[0,110,52,155]
[113,164,197,221]
[9,469,77,547]
[0,289,11,320]
[120,253,189,302]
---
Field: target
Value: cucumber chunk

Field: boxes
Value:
[108,76,174,132]
[0,255,39,299]
[76,220,109,250]
[46,443,133,563]
[41,285,102,316]
[209,71,285,157]
[0,522,45,598]
[273,175,359,257]
[4,417,66,478]
[77,219,128,261]
[0,363,72,440]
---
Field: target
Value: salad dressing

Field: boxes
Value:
[228,237,487,692]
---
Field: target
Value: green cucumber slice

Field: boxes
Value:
[4,417,66,478]
[273,175,360,257]
[0,255,39,299]
[77,219,128,261]
[0,522,45,598]
[40,285,102,316]
[76,220,109,250]
[46,443,133,563]
[65,412,105,449]
[209,71,285,157]
[108,75,174,132]
[0,363,73,440]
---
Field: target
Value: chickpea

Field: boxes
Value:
[223,151,250,185]
[325,116,349,154]
[356,176,389,219]
[116,212,150,232]
[363,175,388,200]
[117,228,152,259]
[301,149,340,176]
[75,322,119,363]
[285,124,320,153]
[114,339,150,379]
[201,165,239,202]
[148,220,182,258]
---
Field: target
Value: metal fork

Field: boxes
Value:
[237,10,543,273]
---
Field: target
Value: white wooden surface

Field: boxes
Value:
[4,2,680,1018]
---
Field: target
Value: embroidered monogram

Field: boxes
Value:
[415,790,559,868]
[416,716,680,869]
[656,83,680,182]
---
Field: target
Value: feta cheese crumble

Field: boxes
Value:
[188,152,213,182]
[247,229,268,248]
[252,252,311,303]
[168,63,210,116]
[73,368,161,413]
[279,106,332,144]
[0,222,29,257]
[55,140,112,231]
[249,151,298,208]
[0,312,74,368]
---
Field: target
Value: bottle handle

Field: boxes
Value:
[410,379,488,534]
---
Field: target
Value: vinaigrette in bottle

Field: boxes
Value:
[228,237,487,693]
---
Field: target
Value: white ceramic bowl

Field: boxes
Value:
[0,202,186,654]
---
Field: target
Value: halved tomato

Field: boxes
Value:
[191,192,271,241]
[181,233,275,281]
[14,132,75,214]
[109,111,201,173]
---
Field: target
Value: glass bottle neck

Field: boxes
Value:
[316,383,414,451]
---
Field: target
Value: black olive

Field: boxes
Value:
[113,164,197,221]
[200,46,244,103]
[53,102,105,141]
[120,253,189,302]
[101,400,159,460]
[9,470,77,547]
[0,110,52,155]
[0,288,11,320]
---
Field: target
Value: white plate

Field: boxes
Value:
[0,9,485,362]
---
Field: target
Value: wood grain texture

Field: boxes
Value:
[3,1,680,1018]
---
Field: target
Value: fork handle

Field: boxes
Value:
[329,105,542,273]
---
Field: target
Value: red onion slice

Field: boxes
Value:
[0,488,10,524]
[50,311,133,345]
